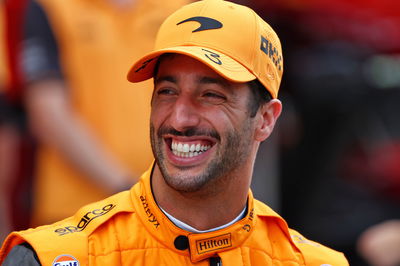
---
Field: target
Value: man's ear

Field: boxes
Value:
[254,99,282,142]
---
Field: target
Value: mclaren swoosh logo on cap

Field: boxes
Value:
[177,16,223,32]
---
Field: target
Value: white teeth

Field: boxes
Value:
[183,144,190,152]
[171,141,211,158]
[189,144,195,152]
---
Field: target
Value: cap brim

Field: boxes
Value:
[127,46,256,84]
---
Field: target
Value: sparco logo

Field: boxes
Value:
[196,233,232,254]
[140,195,160,228]
[54,204,115,236]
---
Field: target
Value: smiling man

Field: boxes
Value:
[150,54,272,231]
[0,0,348,265]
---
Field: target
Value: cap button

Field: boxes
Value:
[174,235,189,250]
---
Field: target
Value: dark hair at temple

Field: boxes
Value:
[247,79,272,117]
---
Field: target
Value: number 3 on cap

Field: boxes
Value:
[202,48,222,65]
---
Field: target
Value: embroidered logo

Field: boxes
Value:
[196,233,232,254]
[177,16,223,32]
[52,254,80,266]
[201,48,222,65]
[260,35,283,72]
[54,204,115,236]
[140,195,160,228]
[292,234,321,247]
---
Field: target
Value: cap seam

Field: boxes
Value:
[250,8,259,79]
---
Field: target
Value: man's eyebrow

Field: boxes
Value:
[154,75,177,84]
[199,76,230,89]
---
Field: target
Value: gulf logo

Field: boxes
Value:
[52,254,80,266]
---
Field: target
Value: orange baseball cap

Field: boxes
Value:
[127,0,283,99]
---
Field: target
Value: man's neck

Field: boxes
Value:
[151,165,251,231]
[160,205,247,233]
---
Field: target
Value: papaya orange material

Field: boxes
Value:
[1,167,348,265]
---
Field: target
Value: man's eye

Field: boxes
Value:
[203,92,226,99]
[157,88,176,95]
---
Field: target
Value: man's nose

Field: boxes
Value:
[169,96,201,132]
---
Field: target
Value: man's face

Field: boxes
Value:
[150,54,257,193]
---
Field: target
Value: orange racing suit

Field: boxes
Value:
[0,167,348,265]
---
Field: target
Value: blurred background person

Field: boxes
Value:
[358,219,400,266]
[7,0,189,228]
[1,0,35,242]
[0,0,14,242]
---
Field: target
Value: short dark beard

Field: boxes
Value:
[150,119,254,193]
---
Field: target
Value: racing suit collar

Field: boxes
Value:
[130,166,263,263]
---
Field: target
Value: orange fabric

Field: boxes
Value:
[1,167,348,265]
[30,0,188,225]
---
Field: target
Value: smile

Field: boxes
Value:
[171,140,212,158]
